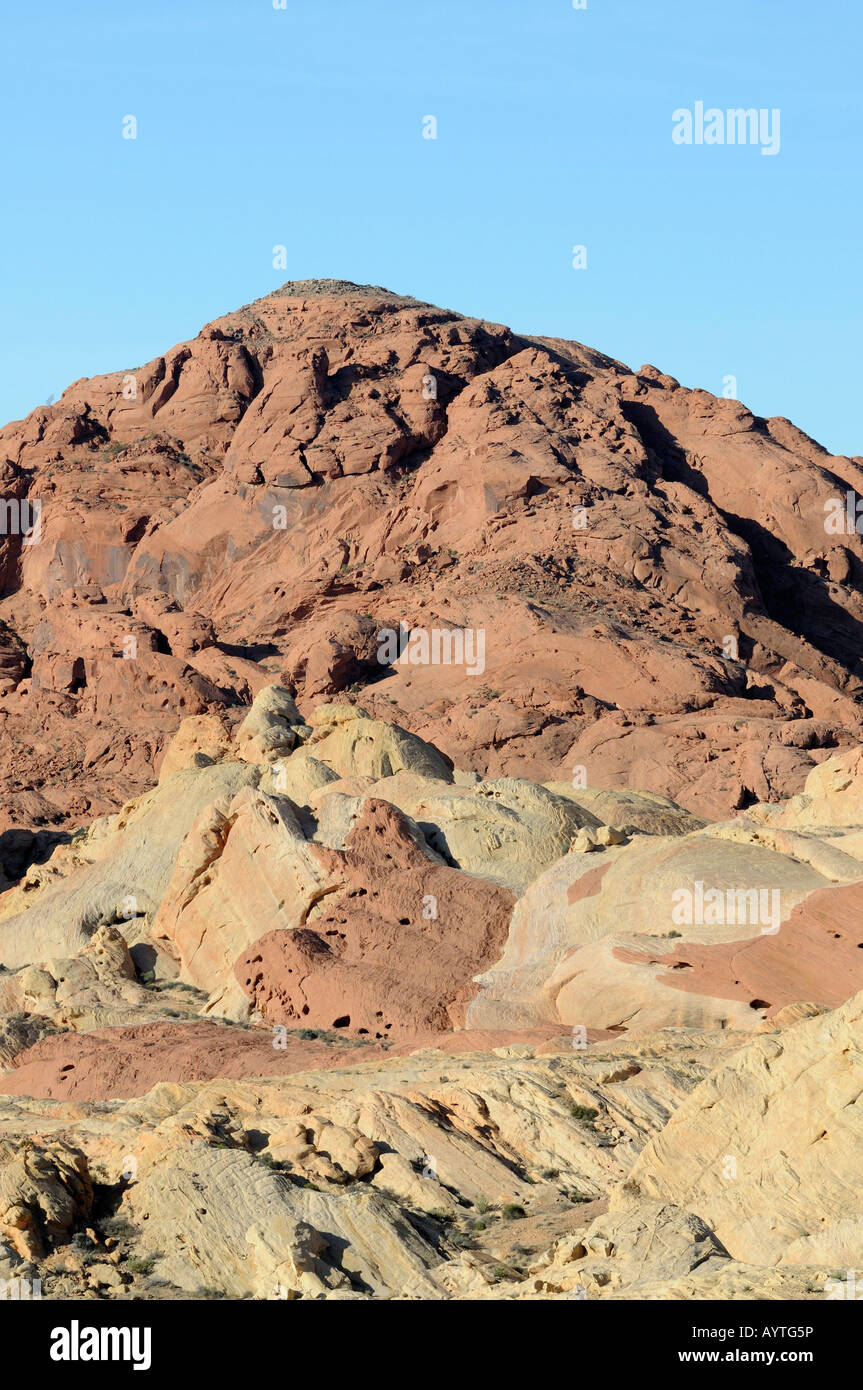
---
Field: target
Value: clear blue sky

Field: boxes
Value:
[2,0,860,455]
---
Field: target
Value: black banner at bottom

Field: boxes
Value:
[0,1295,853,1377]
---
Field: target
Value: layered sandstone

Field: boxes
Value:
[0,284,862,1302]
[2,280,863,847]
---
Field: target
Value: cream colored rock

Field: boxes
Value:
[703,816,863,881]
[385,776,598,893]
[306,708,454,783]
[542,935,764,1034]
[234,684,303,765]
[308,704,370,729]
[246,1217,351,1298]
[158,713,231,782]
[528,1201,729,1295]
[44,925,148,1029]
[595,825,627,847]
[0,1013,58,1066]
[0,927,150,1033]
[0,762,260,969]
[87,1261,124,1288]
[371,1152,461,1214]
[201,973,257,1024]
[123,1137,442,1298]
[0,1138,92,1260]
[757,746,863,829]
[545,784,705,838]
[263,750,340,805]
[0,1027,762,1298]
[500,1262,830,1302]
[151,785,339,994]
[266,1115,379,1184]
[468,826,832,1032]
[755,1000,827,1032]
[617,987,863,1267]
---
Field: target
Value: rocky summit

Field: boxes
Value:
[1,281,863,1301]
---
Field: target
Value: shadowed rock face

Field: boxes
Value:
[1,280,863,844]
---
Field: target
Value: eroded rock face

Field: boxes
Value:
[526,1201,731,1297]
[618,987,863,1269]
[303,705,455,783]
[2,281,863,842]
[0,1030,735,1295]
[0,1138,92,1260]
[0,721,862,1298]
[6,695,863,1067]
[151,784,340,1000]
[234,798,515,1038]
[468,743,863,1035]
[0,1007,857,1301]
[0,760,260,968]
[2,283,863,1302]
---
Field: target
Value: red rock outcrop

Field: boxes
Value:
[613,878,863,1018]
[235,798,515,1038]
[1,279,862,853]
[1,1020,578,1102]
[5,282,863,1305]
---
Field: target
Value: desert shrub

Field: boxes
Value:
[501,1204,526,1221]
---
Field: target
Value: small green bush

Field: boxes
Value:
[501,1204,526,1221]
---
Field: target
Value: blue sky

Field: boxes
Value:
[1,0,860,455]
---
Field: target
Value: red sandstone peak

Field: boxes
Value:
[0,280,860,837]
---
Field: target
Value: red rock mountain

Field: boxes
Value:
[1,277,862,854]
[3,283,863,1301]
